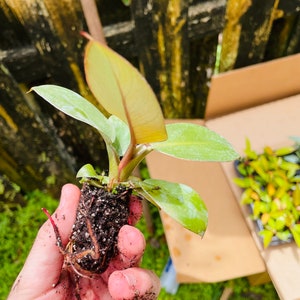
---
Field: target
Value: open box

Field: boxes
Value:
[146,53,300,299]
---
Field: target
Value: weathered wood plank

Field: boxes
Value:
[1,1,227,81]
[219,0,280,72]
[0,0,30,50]
[1,0,108,180]
[4,0,87,91]
[0,46,47,83]
[0,64,76,196]
[188,0,226,39]
[130,0,161,97]
[264,13,300,60]
[104,21,136,60]
[132,0,192,118]
[132,0,223,118]
[285,14,300,55]
[2,0,226,122]
[278,0,300,15]
[190,34,219,118]
[2,0,299,79]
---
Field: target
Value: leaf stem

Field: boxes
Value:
[118,140,135,180]
[118,144,153,182]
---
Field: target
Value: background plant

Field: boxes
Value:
[234,138,300,248]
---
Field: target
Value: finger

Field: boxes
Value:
[8,184,81,299]
[49,184,81,244]
[117,225,146,268]
[103,225,145,281]
[77,276,111,300]
[108,268,160,300]
[128,195,143,225]
[101,224,146,284]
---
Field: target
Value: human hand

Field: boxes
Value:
[8,184,160,300]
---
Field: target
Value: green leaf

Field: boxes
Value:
[293,184,300,206]
[291,224,300,247]
[151,123,239,161]
[244,138,258,160]
[250,161,269,182]
[121,0,131,5]
[137,179,208,236]
[76,164,98,178]
[84,40,167,144]
[240,189,257,205]
[106,141,121,181]
[236,161,253,176]
[108,115,130,156]
[276,230,291,242]
[76,164,109,185]
[31,85,114,140]
[253,201,270,218]
[259,229,273,248]
[233,177,253,189]
[275,146,295,156]
[274,215,287,231]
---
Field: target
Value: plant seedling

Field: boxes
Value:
[234,138,300,248]
[31,33,238,294]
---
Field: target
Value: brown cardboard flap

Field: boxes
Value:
[262,245,300,300]
[206,95,300,156]
[206,53,300,119]
[146,120,265,283]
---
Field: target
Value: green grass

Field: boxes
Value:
[0,190,279,299]
[0,190,58,299]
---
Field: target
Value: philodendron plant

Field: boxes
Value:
[32,34,238,285]
[234,138,300,248]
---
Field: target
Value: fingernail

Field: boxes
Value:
[124,272,137,287]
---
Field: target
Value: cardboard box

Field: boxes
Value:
[146,53,300,299]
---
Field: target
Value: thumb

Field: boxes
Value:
[108,268,160,300]
[8,184,81,299]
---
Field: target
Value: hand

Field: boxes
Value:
[8,184,160,300]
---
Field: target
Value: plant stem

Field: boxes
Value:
[118,141,135,181]
[80,0,106,44]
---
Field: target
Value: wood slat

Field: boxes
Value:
[0,64,76,196]
[264,14,300,60]
[189,34,219,117]
[1,0,109,196]
[133,0,191,118]
[278,0,300,15]
[219,0,279,72]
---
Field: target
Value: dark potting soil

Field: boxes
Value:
[69,182,132,275]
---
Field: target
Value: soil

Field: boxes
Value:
[66,182,132,276]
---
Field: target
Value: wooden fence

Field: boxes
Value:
[0,0,300,200]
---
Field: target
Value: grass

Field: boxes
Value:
[0,189,279,299]
[0,190,58,299]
